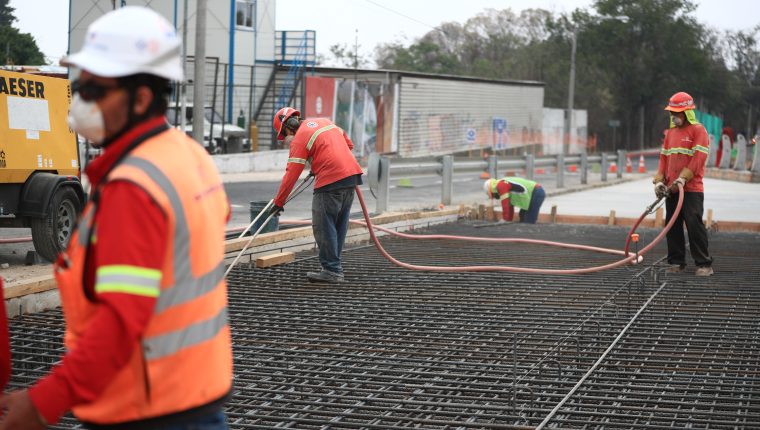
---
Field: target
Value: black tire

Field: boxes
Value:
[31,186,81,262]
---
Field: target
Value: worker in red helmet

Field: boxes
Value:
[271,107,363,283]
[653,91,713,276]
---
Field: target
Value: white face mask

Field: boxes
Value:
[68,94,105,145]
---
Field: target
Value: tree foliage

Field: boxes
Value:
[373,0,760,150]
[0,0,46,65]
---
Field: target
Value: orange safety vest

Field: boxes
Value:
[55,128,232,424]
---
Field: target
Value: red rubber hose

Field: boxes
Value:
[0,236,32,244]
[349,184,684,274]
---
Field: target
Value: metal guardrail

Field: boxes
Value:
[372,151,627,213]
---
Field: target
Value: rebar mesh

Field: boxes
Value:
[7,222,760,429]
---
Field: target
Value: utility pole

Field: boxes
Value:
[639,105,645,150]
[565,16,627,155]
[192,0,207,145]
[564,28,577,155]
[180,0,189,133]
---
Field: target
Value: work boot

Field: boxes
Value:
[695,266,714,277]
[665,264,685,273]
[307,270,344,283]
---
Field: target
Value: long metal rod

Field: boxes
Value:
[536,282,668,429]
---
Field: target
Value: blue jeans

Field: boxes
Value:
[149,410,228,430]
[312,187,354,274]
[518,186,545,224]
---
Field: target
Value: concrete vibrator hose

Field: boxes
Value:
[350,183,684,274]
[225,180,684,276]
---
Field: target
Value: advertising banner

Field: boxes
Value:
[304,76,336,119]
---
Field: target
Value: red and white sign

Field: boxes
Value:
[304,76,336,119]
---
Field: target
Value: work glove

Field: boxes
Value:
[654,182,668,199]
[669,177,686,194]
[269,205,284,216]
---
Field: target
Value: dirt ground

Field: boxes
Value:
[0,228,54,288]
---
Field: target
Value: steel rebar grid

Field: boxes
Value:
[5,222,760,429]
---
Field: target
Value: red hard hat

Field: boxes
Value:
[272,107,300,141]
[664,92,695,112]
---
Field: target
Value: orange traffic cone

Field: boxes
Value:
[609,161,617,173]
[625,155,633,173]
[638,155,646,173]
[568,164,577,173]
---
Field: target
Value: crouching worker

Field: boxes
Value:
[484,177,545,223]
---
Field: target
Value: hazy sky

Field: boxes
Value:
[9,0,760,65]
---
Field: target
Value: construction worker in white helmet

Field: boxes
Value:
[0,7,232,429]
[484,177,545,223]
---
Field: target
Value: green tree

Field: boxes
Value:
[0,0,14,27]
[327,43,369,69]
[0,0,46,65]
[371,1,753,150]
[574,0,729,150]
[722,27,760,137]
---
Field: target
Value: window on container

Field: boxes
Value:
[236,0,255,29]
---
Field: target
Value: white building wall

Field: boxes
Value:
[541,108,588,155]
[68,0,276,124]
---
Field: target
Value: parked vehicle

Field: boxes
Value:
[0,68,85,262]
[166,103,246,153]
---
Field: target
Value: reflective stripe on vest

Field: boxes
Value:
[306,124,337,151]
[144,307,228,360]
[120,157,227,358]
[661,144,709,157]
[95,265,161,298]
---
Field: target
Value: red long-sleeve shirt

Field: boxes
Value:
[657,122,709,193]
[28,118,169,424]
[496,181,520,221]
[274,118,363,207]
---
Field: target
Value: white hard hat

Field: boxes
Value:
[62,6,183,81]
[483,179,494,197]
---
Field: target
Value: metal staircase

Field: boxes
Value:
[254,30,315,150]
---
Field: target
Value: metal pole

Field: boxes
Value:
[221,63,228,153]
[180,0,188,133]
[525,154,535,181]
[580,152,588,185]
[639,105,645,150]
[377,156,390,214]
[617,150,625,179]
[564,28,577,155]
[488,155,497,180]
[556,153,565,188]
[601,153,608,182]
[441,155,453,206]
[192,0,207,145]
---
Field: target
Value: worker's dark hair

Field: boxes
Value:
[118,73,172,117]
[283,115,301,134]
